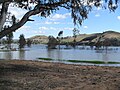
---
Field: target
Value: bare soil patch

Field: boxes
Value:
[0,60,120,90]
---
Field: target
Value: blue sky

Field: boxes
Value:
[8,4,120,39]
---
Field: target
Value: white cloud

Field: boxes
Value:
[117,16,120,20]
[96,7,102,11]
[41,21,72,25]
[83,26,88,29]
[8,5,28,20]
[64,27,73,30]
[44,21,52,24]
[34,30,45,34]
[17,25,31,32]
[39,26,73,31]
[44,21,60,24]
[49,27,56,30]
[49,13,71,21]
[95,14,100,17]
[21,26,31,29]
[52,14,66,19]
[39,27,49,30]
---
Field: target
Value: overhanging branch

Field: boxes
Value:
[0,0,70,39]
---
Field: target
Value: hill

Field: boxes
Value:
[62,31,120,46]
[29,31,120,46]
[29,35,48,44]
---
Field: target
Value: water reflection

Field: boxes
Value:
[19,50,25,60]
[47,49,62,60]
[47,49,54,58]
[56,49,62,60]
[4,51,13,59]
[102,52,109,63]
[0,45,120,64]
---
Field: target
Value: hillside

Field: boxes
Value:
[102,31,120,39]
[62,31,120,46]
[29,35,48,44]
[29,31,120,46]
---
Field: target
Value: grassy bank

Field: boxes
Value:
[38,57,120,64]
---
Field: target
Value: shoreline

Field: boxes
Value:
[0,60,120,90]
[1,58,120,67]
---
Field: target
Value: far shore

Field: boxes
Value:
[0,60,120,90]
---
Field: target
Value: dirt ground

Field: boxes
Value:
[0,60,120,90]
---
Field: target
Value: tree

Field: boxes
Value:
[57,31,63,49]
[48,36,58,49]
[26,39,32,47]
[0,0,119,39]
[18,34,26,49]
[3,25,13,49]
[73,28,79,44]
[6,32,13,49]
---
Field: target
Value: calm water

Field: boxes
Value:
[0,44,120,66]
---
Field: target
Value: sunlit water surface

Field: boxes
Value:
[0,44,120,66]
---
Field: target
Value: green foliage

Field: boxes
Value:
[6,32,13,44]
[67,60,120,64]
[0,0,120,39]
[1,0,119,26]
[47,36,58,49]
[38,57,53,61]
[18,34,26,49]
[37,57,120,64]
[26,39,32,47]
[5,26,13,49]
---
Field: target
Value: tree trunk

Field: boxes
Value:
[0,2,9,31]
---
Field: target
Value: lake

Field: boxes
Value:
[0,44,120,66]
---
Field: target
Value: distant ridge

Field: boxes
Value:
[29,35,48,44]
[29,31,120,45]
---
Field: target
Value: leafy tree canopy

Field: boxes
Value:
[18,34,26,49]
[0,0,119,39]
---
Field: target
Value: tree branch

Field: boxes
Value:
[0,9,37,39]
[0,0,13,4]
[0,0,70,39]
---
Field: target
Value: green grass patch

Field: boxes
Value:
[38,57,53,61]
[108,61,120,64]
[37,57,65,61]
[37,57,120,64]
[67,60,120,64]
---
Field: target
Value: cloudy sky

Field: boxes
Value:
[8,4,120,39]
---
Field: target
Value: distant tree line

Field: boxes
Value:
[0,34,32,50]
